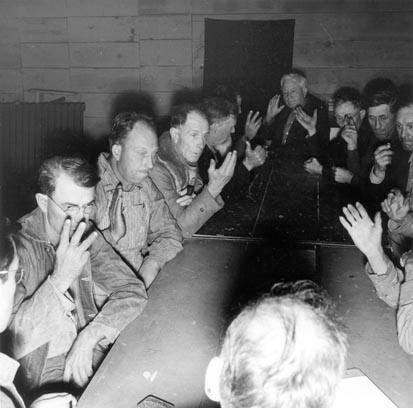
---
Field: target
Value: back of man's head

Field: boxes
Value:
[202,97,238,125]
[38,155,100,196]
[211,280,347,408]
[363,78,399,113]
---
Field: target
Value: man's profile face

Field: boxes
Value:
[396,106,413,152]
[174,111,209,163]
[367,104,395,141]
[46,172,96,238]
[210,115,236,157]
[282,79,306,109]
[115,122,158,184]
[334,101,365,130]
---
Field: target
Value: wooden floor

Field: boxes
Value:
[78,238,413,408]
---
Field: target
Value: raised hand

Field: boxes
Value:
[339,202,382,257]
[207,151,237,198]
[243,141,266,171]
[50,219,97,293]
[373,144,393,174]
[381,189,409,221]
[333,167,354,184]
[244,110,263,140]
[341,126,358,150]
[265,95,285,123]
[295,107,317,136]
[304,157,323,175]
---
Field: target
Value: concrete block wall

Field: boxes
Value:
[0,0,412,138]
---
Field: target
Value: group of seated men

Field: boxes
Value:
[1,70,413,407]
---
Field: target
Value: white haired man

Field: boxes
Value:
[261,71,330,167]
[204,281,347,408]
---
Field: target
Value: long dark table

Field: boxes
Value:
[78,239,413,408]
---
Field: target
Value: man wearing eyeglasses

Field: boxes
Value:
[303,86,375,187]
[9,156,148,393]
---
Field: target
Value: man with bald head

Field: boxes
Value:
[95,112,183,287]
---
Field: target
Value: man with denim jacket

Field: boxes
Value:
[9,156,148,392]
[95,113,183,287]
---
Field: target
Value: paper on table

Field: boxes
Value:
[330,127,340,140]
[333,371,398,408]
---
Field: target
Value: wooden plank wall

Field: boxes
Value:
[0,0,412,138]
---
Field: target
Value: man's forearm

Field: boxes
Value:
[365,246,389,276]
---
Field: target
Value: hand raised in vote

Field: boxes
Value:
[339,202,382,257]
[373,144,393,174]
[207,151,237,198]
[381,189,409,222]
[244,110,262,140]
[50,219,97,293]
[296,107,317,137]
[265,94,284,123]
[304,157,323,175]
[243,142,266,171]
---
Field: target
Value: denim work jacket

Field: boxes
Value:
[150,132,224,238]
[95,153,183,274]
[9,207,148,388]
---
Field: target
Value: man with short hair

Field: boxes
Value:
[95,112,183,287]
[306,86,374,186]
[364,78,405,208]
[204,281,347,407]
[262,71,330,166]
[198,97,267,203]
[150,104,237,238]
[10,156,147,391]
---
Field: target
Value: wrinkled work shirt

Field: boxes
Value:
[10,207,147,387]
[95,153,183,274]
[366,254,413,354]
[0,353,25,408]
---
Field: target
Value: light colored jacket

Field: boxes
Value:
[0,353,25,408]
[10,207,147,389]
[95,153,183,272]
[150,132,224,238]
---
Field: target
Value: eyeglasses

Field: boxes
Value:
[47,195,96,218]
[334,113,359,126]
[0,267,24,284]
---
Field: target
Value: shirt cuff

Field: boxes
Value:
[47,277,75,314]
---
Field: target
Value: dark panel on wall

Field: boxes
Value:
[203,18,294,112]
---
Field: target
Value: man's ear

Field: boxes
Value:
[204,356,223,402]
[302,86,308,97]
[36,193,48,214]
[112,143,122,161]
[170,126,180,144]
[360,109,366,121]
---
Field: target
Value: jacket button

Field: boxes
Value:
[200,207,205,212]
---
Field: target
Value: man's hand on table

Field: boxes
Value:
[64,331,97,387]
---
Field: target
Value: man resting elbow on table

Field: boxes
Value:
[340,202,413,354]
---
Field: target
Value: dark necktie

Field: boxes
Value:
[109,183,126,244]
